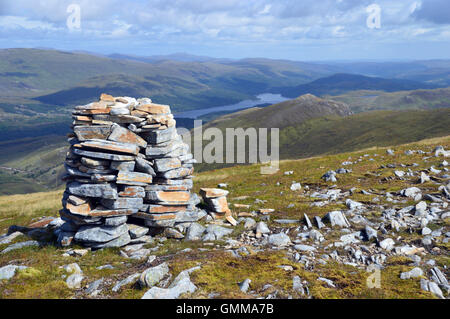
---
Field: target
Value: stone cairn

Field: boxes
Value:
[59,94,205,248]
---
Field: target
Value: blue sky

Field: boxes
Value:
[0,0,449,61]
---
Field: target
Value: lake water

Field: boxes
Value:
[174,93,289,119]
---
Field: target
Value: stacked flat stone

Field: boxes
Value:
[200,188,231,216]
[59,94,202,248]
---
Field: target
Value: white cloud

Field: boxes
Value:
[0,0,448,59]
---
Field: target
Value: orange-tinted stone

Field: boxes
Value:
[136,103,171,114]
[100,93,115,102]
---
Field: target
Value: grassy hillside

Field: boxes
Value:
[331,87,450,113]
[204,94,352,128]
[195,106,450,171]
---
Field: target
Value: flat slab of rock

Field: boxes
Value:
[119,186,145,198]
[268,233,291,247]
[199,188,229,198]
[161,167,193,179]
[72,148,135,161]
[112,273,140,292]
[0,232,23,245]
[1,241,40,254]
[75,139,139,156]
[88,232,131,249]
[117,171,152,186]
[67,182,118,199]
[136,103,170,114]
[74,224,128,244]
[101,197,143,210]
[146,191,190,205]
[154,158,181,172]
[74,125,111,141]
[108,124,147,148]
[128,224,149,239]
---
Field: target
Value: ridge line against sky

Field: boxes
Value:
[0,0,449,61]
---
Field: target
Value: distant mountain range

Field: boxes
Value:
[2,48,450,111]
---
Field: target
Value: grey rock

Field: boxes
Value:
[419,172,430,184]
[97,264,114,270]
[292,276,305,295]
[66,274,84,289]
[304,214,312,229]
[67,182,118,199]
[400,187,422,201]
[135,157,156,176]
[104,216,128,227]
[309,229,324,242]
[0,265,28,280]
[139,262,170,288]
[290,182,302,191]
[379,238,395,251]
[323,211,350,228]
[203,225,233,241]
[238,278,251,293]
[394,170,405,177]
[243,218,256,229]
[430,267,449,286]
[256,222,270,235]
[88,232,131,249]
[86,278,104,296]
[63,262,83,274]
[185,223,206,241]
[74,224,128,243]
[322,171,337,182]
[110,108,130,116]
[101,197,143,210]
[1,240,39,254]
[400,267,423,279]
[346,199,364,210]
[318,277,336,288]
[110,161,135,171]
[294,244,316,252]
[421,279,444,299]
[0,232,23,245]
[268,233,291,247]
[141,266,200,299]
[314,216,325,229]
[363,225,378,241]
[128,224,149,239]
[112,273,140,292]
[274,219,299,224]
